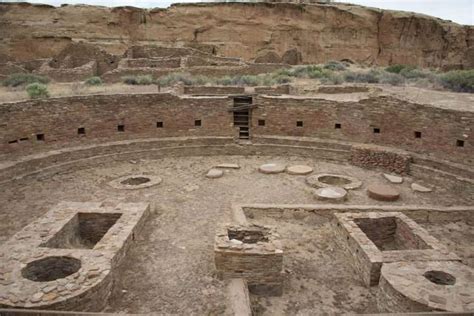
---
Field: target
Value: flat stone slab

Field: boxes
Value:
[206,168,224,179]
[215,163,241,169]
[383,173,403,184]
[411,183,433,193]
[313,187,347,202]
[286,165,313,175]
[258,163,286,174]
[367,184,400,201]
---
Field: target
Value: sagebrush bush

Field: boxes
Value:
[2,73,50,87]
[344,69,380,83]
[385,64,414,74]
[26,83,49,99]
[379,72,405,86]
[320,73,344,85]
[324,61,347,71]
[84,76,103,86]
[122,75,154,85]
[439,70,474,93]
[158,73,195,86]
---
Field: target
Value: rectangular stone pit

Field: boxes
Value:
[333,212,459,287]
[214,224,283,296]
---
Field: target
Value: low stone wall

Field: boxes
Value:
[101,64,289,83]
[317,85,370,94]
[35,61,97,82]
[185,56,242,67]
[119,58,181,69]
[254,84,290,95]
[183,85,245,95]
[350,145,412,174]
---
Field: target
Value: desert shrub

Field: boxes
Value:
[234,75,259,86]
[215,76,233,86]
[320,73,344,85]
[122,75,154,85]
[439,70,474,93]
[84,76,103,86]
[136,75,153,85]
[273,74,291,84]
[385,64,414,74]
[122,76,139,85]
[2,73,50,87]
[157,73,195,86]
[26,83,49,99]
[324,61,347,71]
[379,72,405,86]
[344,69,380,83]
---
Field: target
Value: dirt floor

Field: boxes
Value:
[0,155,473,314]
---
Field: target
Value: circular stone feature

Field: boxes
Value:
[313,187,347,202]
[367,184,400,201]
[424,270,456,286]
[258,163,286,174]
[206,168,224,179]
[287,165,313,175]
[121,176,150,186]
[306,173,362,190]
[378,261,474,312]
[108,174,162,190]
[22,256,81,282]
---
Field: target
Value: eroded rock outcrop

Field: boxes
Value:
[0,2,472,69]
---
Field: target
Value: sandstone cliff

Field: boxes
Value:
[0,2,472,69]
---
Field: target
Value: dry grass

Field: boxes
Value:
[0,82,169,103]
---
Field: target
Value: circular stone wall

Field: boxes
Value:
[21,256,81,282]
[306,173,362,190]
[377,261,474,312]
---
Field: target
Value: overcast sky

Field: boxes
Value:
[1,0,472,25]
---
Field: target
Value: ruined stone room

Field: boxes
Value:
[0,0,473,315]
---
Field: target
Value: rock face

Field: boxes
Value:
[0,2,472,69]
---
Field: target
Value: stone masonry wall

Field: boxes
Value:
[350,145,412,174]
[183,86,245,95]
[252,95,473,165]
[1,93,473,168]
[0,93,234,154]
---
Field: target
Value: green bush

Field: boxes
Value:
[2,73,50,87]
[344,70,380,83]
[324,61,347,71]
[122,75,154,85]
[385,64,414,74]
[379,72,405,86]
[273,74,291,84]
[320,73,344,85]
[158,73,195,86]
[215,76,233,86]
[439,70,474,93]
[84,76,103,86]
[26,83,49,99]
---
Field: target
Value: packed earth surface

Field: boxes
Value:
[1,155,473,314]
